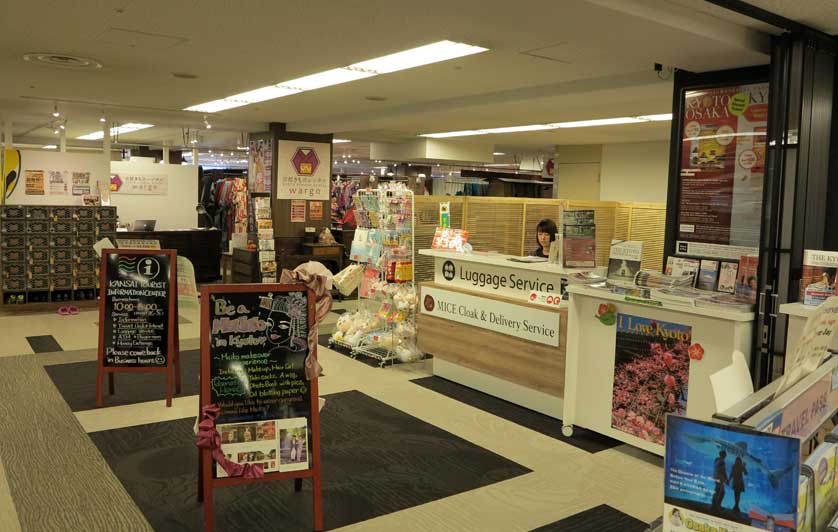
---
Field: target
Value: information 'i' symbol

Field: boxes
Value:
[138,257,160,280]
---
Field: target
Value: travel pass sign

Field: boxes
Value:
[277,141,330,200]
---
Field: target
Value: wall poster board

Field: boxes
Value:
[96,249,181,407]
[674,81,769,261]
[276,141,331,200]
[198,284,322,532]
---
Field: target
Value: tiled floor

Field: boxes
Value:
[0,297,663,531]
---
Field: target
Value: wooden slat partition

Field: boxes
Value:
[413,196,666,280]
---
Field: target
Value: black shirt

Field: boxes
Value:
[532,247,548,258]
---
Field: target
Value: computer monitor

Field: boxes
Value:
[132,220,157,232]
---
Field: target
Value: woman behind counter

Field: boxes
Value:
[531,218,558,258]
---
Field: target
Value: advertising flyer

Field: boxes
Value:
[207,290,312,477]
[676,82,768,261]
[48,170,69,195]
[309,201,323,221]
[607,240,643,284]
[611,314,691,445]
[72,171,91,195]
[290,200,306,222]
[248,138,273,194]
[664,416,800,532]
[277,141,330,200]
[562,209,596,268]
[24,169,44,195]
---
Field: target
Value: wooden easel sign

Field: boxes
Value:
[96,249,182,407]
[198,283,323,532]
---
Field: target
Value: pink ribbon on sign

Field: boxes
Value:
[196,404,264,479]
[280,262,334,380]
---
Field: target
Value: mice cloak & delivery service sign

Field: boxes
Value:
[198,284,323,532]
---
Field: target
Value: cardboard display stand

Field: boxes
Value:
[198,283,323,532]
[96,249,181,408]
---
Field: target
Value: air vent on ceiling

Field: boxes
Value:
[23,53,103,70]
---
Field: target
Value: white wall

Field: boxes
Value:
[599,141,669,203]
[5,149,109,206]
[109,161,199,230]
[556,145,601,200]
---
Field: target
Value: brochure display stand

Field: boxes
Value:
[331,187,416,366]
[197,284,322,532]
[96,248,181,408]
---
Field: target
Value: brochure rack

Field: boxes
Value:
[331,187,416,366]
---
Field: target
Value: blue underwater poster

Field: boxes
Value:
[664,416,800,532]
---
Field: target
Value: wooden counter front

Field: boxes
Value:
[417,282,566,398]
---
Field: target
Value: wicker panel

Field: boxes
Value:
[628,206,667,270]
[25,207,49,220]
[52,221,74,234]
[75,234,95,247]
[2,235,25,248]
[465,201,525,255]
[96,221,117,234]
[2,220,24,234]
[614,207,631,241]
[50,207,74,220]
[29,249,49,263]
[75,247,96,261]
[96,207,117,221]
[74,261,97,275]
[413,197,464,283]
[74,275,97,289]
[523,202,563,254]
[51,249,73,262]
[51,235,73,248]
[26,235,48,250]
[26,220,50,234]
[75,221,95,234]
[52,262,74,276]
[3,263,25,277]
[52,276,73,290]
[3,277,25,291]
[74,207,95,221]
[28,263,50,276]
[2,248,25,263]
[27,276,49,290]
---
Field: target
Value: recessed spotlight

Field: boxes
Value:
[52,103,60,117]
[99,115,106,123]
[24,53,103,70]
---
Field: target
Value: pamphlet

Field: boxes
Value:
[665,256,700,280]
[607,240,643,283]
[717,261,738,294]
[695,259,719,291]
[663,416,800,532]
[734,254,759,304]
[431,228,469,252]
[801,441,838,532]
[801,249,838,305]
[562,210,596,268]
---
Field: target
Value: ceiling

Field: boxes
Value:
[0,0,789,159]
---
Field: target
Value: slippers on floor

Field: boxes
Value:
[57,305,80,315]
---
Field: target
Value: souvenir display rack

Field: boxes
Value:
[0,205,117,304]
[330,186,417,366]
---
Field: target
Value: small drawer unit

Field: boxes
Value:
[28,249,49,263]
[27,235,49,250]
[52,276,73,290]
[26,220,50,234]
[74,275,97,289]
[3,235,26,249]
[52,262,73,276]
[96,207,117,221]
[75,234,95,247]
[1,220,24,234]
[25,207,49,220]
[51,221,74,234]
[3,262,26,278]
[1,206,25,220]
[74,207,95,221]
[2,248,25,263]
[28,263,50,277]
[27,276,49,291]
[50,207,74,221]
[75,220,95,234]
[74,261,97,276]
[50,248,72,263]
[75,247,96,261]
[51,235,73,248]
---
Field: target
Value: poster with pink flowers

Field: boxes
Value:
[611,314,691,445]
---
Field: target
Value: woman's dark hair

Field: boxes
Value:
[536,218,558,247]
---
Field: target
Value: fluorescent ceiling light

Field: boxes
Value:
[349,40,488,74]
[421,130,488,138]
[42,144,57,149]
[552,117,645,128]
[493,152,506,156]
[481,124,557,134]
[637,113,673,121]
[420,114,673,138]
[185,40,488,112]
[333,139,352,143]
[76,123,154,140]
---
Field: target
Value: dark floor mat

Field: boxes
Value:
[90,390,531,532]
[530,504,649,532]
[27,335,63,353]
[45,349,200,411]
[412,376,621,454]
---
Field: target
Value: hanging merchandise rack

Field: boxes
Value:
[330,185,418,366]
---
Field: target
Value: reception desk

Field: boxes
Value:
[416,249,580,417]
[118,228,221,282]
[563,284,754,456]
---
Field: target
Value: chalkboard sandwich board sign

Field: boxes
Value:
[96,249,182,407]
[198,283,323,532]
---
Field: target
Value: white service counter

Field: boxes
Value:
[417,249,579,417]
[562,284,755,456]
